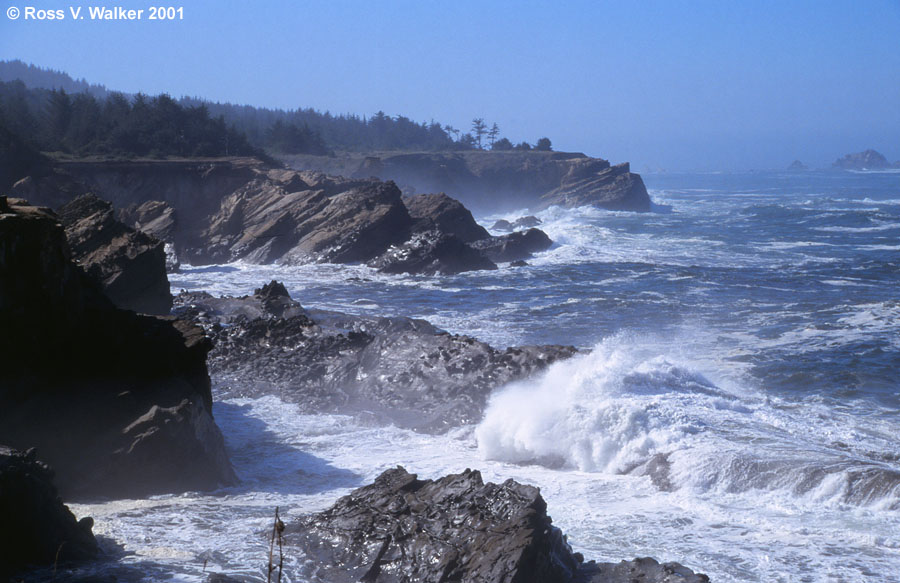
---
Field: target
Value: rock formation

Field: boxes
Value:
[12,158,558,275]
[787,160,808,171]
[59,193,172,315]
[471,228,553,263]
[368,229,499,275]
[173,284,576,431]
[286,466,709,583]
[285,150,652,213]
[402,192,490,242]
[0,447,98,578]
[832,149,893,170]
[539,159,650,211]
[0,197,235,499]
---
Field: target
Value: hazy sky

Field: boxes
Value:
[2,0,899,170]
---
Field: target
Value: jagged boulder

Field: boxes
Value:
[403,192,490,242]
[0,198,235,499]
[0,447,98,578]
[471,228,553,263]
[174,285,576,431]
[368,230,498,275]
[59,193,172,315]
[286,467,709,583]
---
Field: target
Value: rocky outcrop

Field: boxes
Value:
[787,160,808,171]
[173,285,576,431]
[403,192,490,242]
[471,228,553,263]
[59,193,172,315]
[492,215,542,232]
[0,447,98,578]
[12,158,554,274]
[832,149,893,170]
[368,230,498,275]
[284,150,652,213]
[286,466,708,583]
[0,198,235,499]
[539,159,650,211]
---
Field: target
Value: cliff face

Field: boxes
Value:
[0,197,235,499]
[285,150,652,213]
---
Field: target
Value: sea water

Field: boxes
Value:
[36,170,900,582]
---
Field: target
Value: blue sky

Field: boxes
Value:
[2,0,899,170]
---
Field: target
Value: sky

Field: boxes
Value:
[2,0,899,170]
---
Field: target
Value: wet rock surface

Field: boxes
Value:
[0,199,235,499]
[471,228,553,263]
[368,229,498,275]
[173,284,576,431]
[59,193,172,315]
[286,466,708,583]
[0,446,98,579]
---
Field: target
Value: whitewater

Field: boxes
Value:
[30,170,900,582]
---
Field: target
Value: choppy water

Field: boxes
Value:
[32,170,900,582]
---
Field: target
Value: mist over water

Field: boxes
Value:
[39,170,900,582]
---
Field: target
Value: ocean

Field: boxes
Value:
[35,169,900,582]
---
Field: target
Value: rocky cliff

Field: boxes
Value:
[284,150,652,213]
[12,158,553,273]
[173,283,576,431]
[287,466,709,583]
[0,197,235,499]
[59,193,172,314]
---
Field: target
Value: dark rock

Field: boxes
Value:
[368,229,498,275]
[286,467,709,583]
[286,467,579,583]
[0,200,235,499]
[787,160,808,171]
[582,557,710,582]
[0,446,98,578]
[832,149,892,170]
[513,215,542,229]
[491,219,513,231]
[471,228,553,263]
[59,193,172,315]
[173,286,576,431]
[510,259,529,267]
[402,192,490,242]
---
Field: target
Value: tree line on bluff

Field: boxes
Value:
[0,60,554,162]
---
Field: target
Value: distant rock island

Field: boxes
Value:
[832,149,896,170]
[787,160,808,171]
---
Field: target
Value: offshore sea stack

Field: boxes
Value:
[174,283,576,431]
[0,197,235,499]
[287,466,709,583]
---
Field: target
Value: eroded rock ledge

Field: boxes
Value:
[287,466,709,583]
[174,282,576,431]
